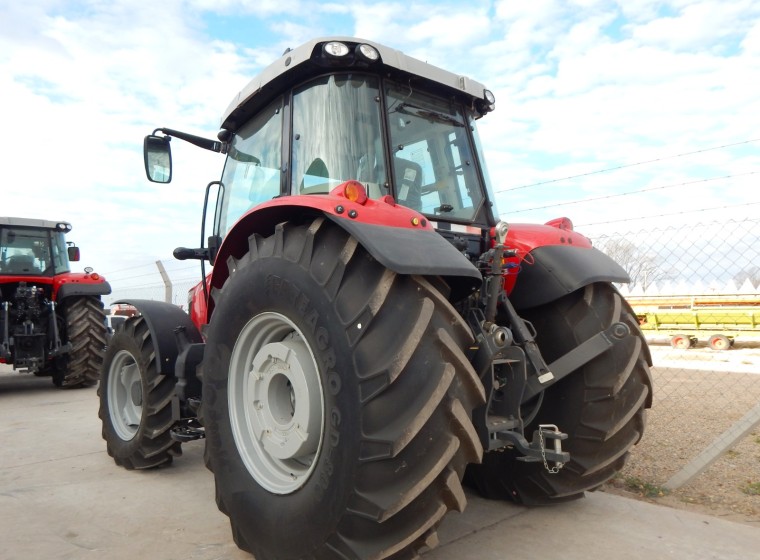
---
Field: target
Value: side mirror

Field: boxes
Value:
[68,246,81,262]
[144,135,172,183]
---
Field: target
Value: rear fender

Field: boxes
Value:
[208,195,482,318]
[55,279,112,300]
[53,272,111,301]
[509,244,629,310]
[114,299,203,379]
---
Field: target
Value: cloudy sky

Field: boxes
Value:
[2,0,758,295]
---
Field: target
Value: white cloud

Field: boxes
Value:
[1,0,758,292]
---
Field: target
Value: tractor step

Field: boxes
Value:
[170,418,205,442]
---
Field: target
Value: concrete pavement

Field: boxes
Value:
[1,366,758,560]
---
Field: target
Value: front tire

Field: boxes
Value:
[466,282,653,505]
[98,316,181,469]
[201,218,485,559]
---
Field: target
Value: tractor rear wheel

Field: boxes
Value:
[465,282,653,505]
[53,296,107,387]
[201,217,485,559]
[98,316,181,469]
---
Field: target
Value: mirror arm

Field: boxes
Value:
[153,127,224,153]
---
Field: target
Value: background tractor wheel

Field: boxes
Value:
[98,316,181,469]
[53,296,107,387]
[201,217,485,560]
[465,282,653,505]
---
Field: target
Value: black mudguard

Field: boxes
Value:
[329,217,483,300]
[114,299,203,376]
[509,245,630,310]
[58,281,112,299]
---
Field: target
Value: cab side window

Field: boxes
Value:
[219,99,283,233]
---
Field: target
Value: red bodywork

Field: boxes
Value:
[501,220,592,294]
[0,270,109,364]
[0,270,108,299]
[185,182,592,333]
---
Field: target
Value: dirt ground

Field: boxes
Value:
[602,343,760,527]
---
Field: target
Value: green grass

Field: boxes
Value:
[622,475,670,498]
[741,481,760,496]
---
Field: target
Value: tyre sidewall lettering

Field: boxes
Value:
[203,258,361,540]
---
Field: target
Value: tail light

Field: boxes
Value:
[545,217,573,231]
[332,181,368,205]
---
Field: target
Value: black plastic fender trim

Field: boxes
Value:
[114,299,203,376]
[57,281,112,299]
[509,245,630,310]
[327,216,483,300]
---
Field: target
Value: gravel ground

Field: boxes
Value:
[602,343,760,527]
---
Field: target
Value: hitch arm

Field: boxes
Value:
[522,321,631,402]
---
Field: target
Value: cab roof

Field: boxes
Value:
[220,37,491,132]
[0,217,72,231]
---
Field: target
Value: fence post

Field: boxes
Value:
[155,260,172,304]
[664,401,760,490]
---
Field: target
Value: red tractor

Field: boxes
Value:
[99,38,653,559]
[0,217,111,387]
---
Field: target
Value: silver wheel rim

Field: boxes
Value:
[229,312,325,494]
[107,349,142,441]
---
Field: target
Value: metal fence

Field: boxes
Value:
[590,218,760,518]
[103,217,760,517]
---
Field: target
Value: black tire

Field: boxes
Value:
[465,282,653,505]
[97,316,181,469]
[53,296,107,387]
[201,217,485,559]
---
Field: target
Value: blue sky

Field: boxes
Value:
[1,0,758,291]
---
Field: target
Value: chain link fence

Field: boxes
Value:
[102,217,760,519]
[590,217,760,520]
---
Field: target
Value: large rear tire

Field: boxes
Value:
[98,316,181,469]
[53,296,107,387]
[465,282,653,505]
[201,217,485,559]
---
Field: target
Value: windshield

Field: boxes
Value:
[0,227,69,276]
[291,74,387,199]
[386,81,485,220]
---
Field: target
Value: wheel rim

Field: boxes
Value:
[711,337,729,350]
[229,312,325,494]
[673,336,689,349]
[107,349,143,441]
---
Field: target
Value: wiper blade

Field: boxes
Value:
[396,103,464,127]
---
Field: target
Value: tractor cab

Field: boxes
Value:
[144,38,499,246]
[0,218,79,278]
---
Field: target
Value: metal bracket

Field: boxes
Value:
[522,321,631,402]
[170,417,205,442]
[493,423,570,470]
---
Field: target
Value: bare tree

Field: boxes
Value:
[596,237,666,291]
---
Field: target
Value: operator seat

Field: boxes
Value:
[6,255,37,274]
[394,158,423,211]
